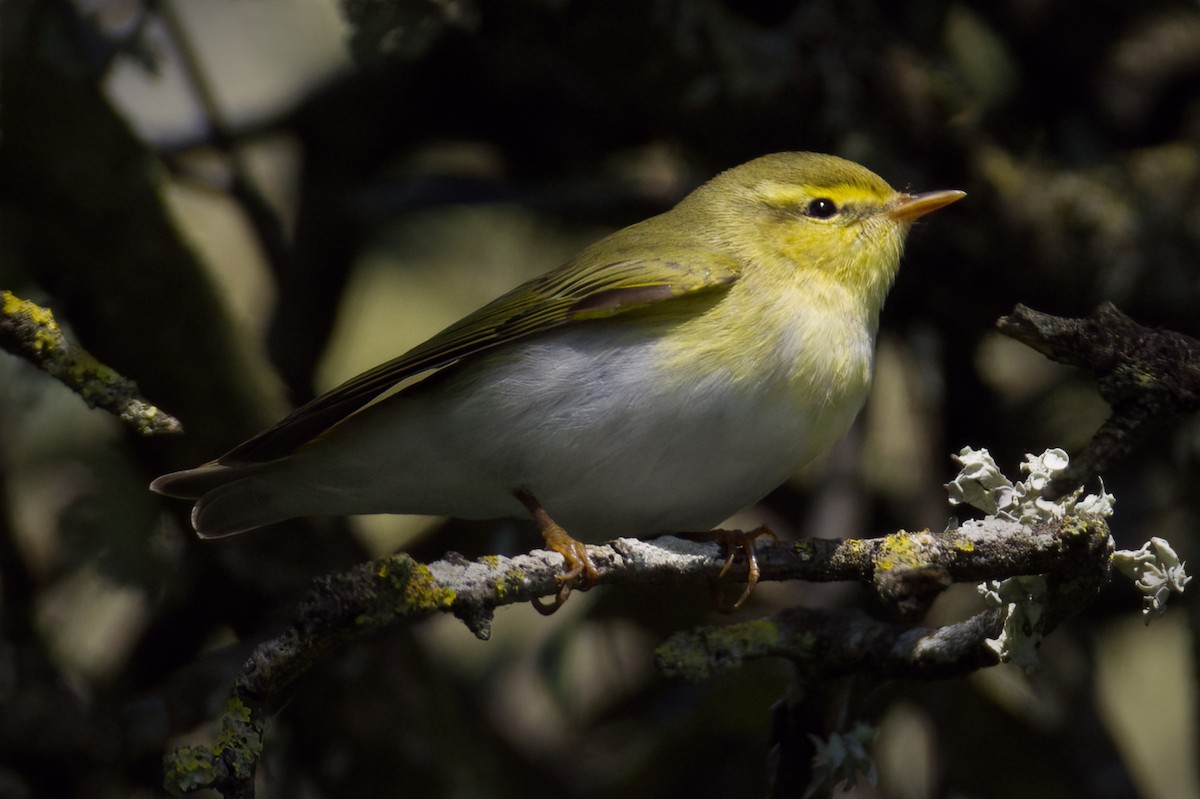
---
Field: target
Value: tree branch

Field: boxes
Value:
[0,290,182,435]
[656,520,1111,682]
[997,302,1200,498]
[163,514,1111,796]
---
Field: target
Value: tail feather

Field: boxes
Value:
[150,462,250,498]
[150,462,299,537]
[191,478,301,538]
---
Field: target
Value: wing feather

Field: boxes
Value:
[223,245,741,463]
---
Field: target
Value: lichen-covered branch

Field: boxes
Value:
[163,514,1111,796]
[655,605,1007,683]
[657,518,1112,681]
[997,302,1200,498]
[0,290,182,435]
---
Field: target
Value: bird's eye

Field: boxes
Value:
[805,197,839,219]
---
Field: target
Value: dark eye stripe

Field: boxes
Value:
[805,197,839,218]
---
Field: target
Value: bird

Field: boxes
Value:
[151,152,964,613]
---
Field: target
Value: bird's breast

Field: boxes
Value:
[656,273,877,414]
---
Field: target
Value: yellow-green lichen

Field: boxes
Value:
[3,291,129,399]
[493,567,526,599]
[359,555,456,626]
[164,697,262,792]
[831,537,871,572]
[875,530,932,572]
[212,698,262,776]
[841,538,868,556]
[69,353,120,385]
[219,697,253,729]
[656,618,785,680]
[2,291,61,345]
[402,561,456,611]
[1060,516,1095,539]
[479,554,501,569]
[163,745,218,794]
[707,618,782,652]
[792,539,815,561]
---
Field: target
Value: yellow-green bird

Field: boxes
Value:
[151,152,963,612]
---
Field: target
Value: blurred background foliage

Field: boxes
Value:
[1,0,1199,796]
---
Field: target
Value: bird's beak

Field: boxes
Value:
[887,189,967,222]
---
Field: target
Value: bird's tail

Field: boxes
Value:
[150,462,299,538]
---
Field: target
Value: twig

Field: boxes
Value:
[0,291,182,435]
[997,302,1200,498]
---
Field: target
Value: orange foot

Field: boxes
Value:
[517,490,599,615]
[709,525,779,612]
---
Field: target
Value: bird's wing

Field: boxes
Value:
[222,248,741,463]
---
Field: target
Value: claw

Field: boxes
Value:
[710,525,779,612]
[518,490,598,615]
[530,521,598,615]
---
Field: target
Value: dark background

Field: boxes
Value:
[2,0,1199,796]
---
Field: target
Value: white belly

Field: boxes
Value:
[292,317,872,539]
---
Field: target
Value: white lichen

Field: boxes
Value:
[946,446,1114,526]
[1112,537,1191,624]
[978,575,1047,673]
[805,723,878,799]
[948,447,1115,671]
[945,446,1016,517]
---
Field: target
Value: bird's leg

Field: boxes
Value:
[704,525,779,612]
[516,489,599,615]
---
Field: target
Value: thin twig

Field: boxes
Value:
[0,291,182,435]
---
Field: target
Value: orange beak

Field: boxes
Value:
[887,189,967,223]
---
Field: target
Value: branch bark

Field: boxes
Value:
[163,514,1112,796]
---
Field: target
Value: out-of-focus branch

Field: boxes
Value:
[997,302,1200,498]
[0,290,182,435]
[163,514,1111,796]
